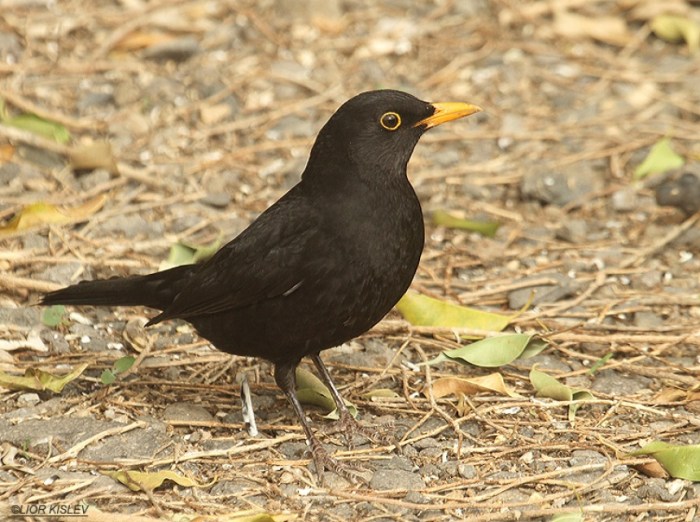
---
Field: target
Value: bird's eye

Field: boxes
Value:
[379,112,401,131]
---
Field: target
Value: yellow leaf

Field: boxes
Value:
[361,388,400,399]
[651,14,700,54]
[0,195,106,235]
[0,363,88,393]
[295,367,357,419]
[396,291,511,332]
[432,210,500,237]
[428,373,521,399]
[104,469,203,492]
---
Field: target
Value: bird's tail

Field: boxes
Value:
[41,264,194,311]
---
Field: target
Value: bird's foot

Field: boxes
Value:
[329,410,401,453]
[306,436,368,485]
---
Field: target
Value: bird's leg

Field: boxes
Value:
[273,362,361,483]
[311,354,399,451]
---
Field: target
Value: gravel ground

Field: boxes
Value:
[1,0,700,520]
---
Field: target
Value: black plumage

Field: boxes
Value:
[42,90,481,479]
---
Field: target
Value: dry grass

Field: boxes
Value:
[1,0,700,520]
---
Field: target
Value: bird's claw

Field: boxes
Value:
[306,437,368,485]
[327,410,401,453]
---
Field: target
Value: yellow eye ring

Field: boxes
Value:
[379,112,401,131]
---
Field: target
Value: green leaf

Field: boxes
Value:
[651,14,700,54]
[397,291,512,332]
[41,305,66,327]
[588,352,613,375]
[432,210,500,237]
[633,138,684,180]
[113,355,136,374]
[160,238,221,270]
[0,364,88,393]
[3,113,71,143]
[100,369,116,385]
[295,367,357,420]
[629,441,700,481]
[530,367,594,421]
[520,338,549,359]
[427,333,547,367]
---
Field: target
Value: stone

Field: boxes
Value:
[162,402,215,423]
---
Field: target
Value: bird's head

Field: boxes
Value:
[303,89,482,184]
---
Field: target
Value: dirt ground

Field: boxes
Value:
[1,0,700,520]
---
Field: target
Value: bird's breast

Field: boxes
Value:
[323,177,425,305]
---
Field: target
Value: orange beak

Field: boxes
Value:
[414,102,483,129]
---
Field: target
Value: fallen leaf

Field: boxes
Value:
[2,113,71,143]
[0,195,107,236]
[361,388,400,399]
[530,367,594,422]
[0,363,88,393]
[426,334,547,368]
[114,31,175,51]
[69,141,119,174]
[653,387,688,403]
[42,305,66,327]
[159,238,221,270]
[633,138,685,180]
[0,143,15,162]
[432,210,500,237]
[428,373,521,399]
[651,14,700,54]
[397,291,512,332]
[295,367,357,419]
[104,469,202,492]
[629,441,700,481]
[549,513,584,522]
[632,460,669,479]
[553,10,631,46]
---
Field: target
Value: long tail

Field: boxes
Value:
[41,264,195,311]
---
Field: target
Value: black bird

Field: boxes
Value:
[42,90,481,479]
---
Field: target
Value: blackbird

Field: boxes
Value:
[42,89,481,479]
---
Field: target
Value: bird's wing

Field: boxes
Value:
[148,192,324,324]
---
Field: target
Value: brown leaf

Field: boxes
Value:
[114,31,175,51]
[427,373,521,399]
[653,387,687,403]
[633,460,669,479]
[69,141,119,174]
[0,143,15,162]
